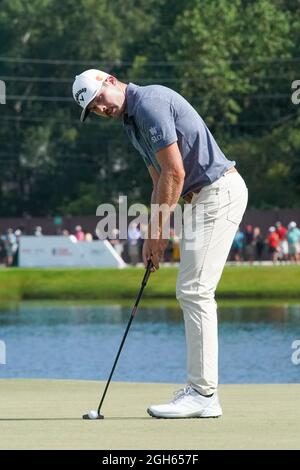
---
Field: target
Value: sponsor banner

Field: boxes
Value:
[18,236,126,268]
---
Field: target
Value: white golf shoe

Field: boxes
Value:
[147,385,222,419]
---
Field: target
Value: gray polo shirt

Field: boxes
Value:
[123,83,235,197]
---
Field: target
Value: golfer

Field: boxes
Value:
[72,70,248,418]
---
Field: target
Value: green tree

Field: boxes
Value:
[0,0,299,215]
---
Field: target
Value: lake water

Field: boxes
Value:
[0,301,299,384]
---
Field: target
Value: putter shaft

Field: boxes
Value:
[96,260,153,415]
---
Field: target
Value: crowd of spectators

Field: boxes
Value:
[230,221,300,263]
[109,224,181,266]
[1,220,299,267]
[110,220,300,265]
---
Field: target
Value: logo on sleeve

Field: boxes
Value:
[149,126,163,143]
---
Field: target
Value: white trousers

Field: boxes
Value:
[176,171,248,395]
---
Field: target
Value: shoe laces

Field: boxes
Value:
[171,385,193,403]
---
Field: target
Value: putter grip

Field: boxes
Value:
[142,259,153,286]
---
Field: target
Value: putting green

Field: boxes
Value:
[0,379,299,450]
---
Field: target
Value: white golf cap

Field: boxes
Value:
[72,69,109,122]
[288,221,297,229]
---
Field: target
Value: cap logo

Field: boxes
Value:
[96,74,106,81]
[75,87,87,104]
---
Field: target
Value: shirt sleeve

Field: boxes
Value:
[138,98,178,153]
[124,118,152,168]
[139,147,152,168]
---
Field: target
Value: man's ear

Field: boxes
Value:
[105,75,117,86]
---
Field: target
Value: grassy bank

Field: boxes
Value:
[0,265,300,301]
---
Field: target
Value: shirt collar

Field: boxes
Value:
[124,82,139,118]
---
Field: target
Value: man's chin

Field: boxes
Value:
[112,109,123,119]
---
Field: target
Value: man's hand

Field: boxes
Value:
[142,238,168,271]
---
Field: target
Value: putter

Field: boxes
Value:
[83,259,153,419]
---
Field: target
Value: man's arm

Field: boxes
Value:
[151,141,185,237]
[142,164,159,268]
[143,142,185,269]
[148,164,160,204]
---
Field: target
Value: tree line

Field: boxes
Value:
[0,0,299,216]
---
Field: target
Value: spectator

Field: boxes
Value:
[4,228,18,266]
[85,232,93,242]
[34,226,43,237]
[275,221,288,261]
[0,235,6,265]
[164,229,175,262]
[13,229,22,266]
[109,228,124,259]
[75,225,85,241]
[231,227,245,262]
[128,223,141,265]
[140,223,148,240]
[267,226,280,263]
[244,225,255,262]
[62,229,70,237]
[253,227,264,262]
[15,229,22,240]
[287,221,300,263]
[69,234,78,243]
[172,232,181,262]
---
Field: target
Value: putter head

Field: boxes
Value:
[82,413,104,420]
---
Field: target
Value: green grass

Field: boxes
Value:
[0,265,299,301]
[0,380,300,449]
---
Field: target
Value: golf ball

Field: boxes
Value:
[88,410,98,419]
